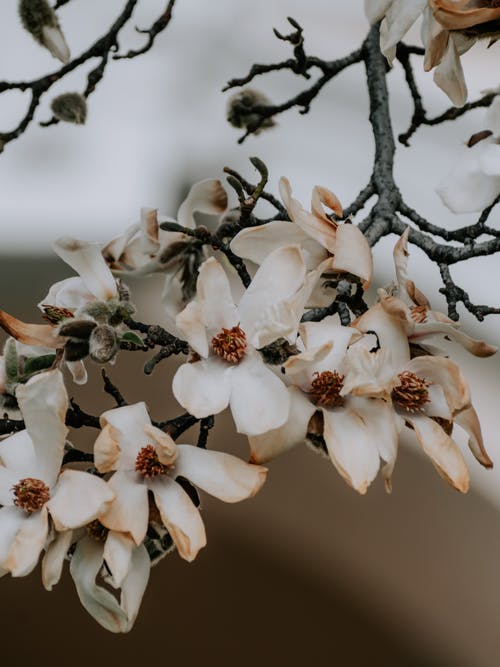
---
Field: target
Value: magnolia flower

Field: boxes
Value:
[366,0,500,105]
[437,96,500,212]
[354,229,497,361]
[341,339,492,492]
[102,179,228,322]
[43,525,149,633]
[172,246,316,435]
[0,237,133,383]
[248,316,399,494]
[230,177,373,305]
[93,402,267,562]
[0,370,114,577]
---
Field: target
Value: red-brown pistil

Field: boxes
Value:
[392,371,430,412]
[135,445,170,478]
[309,371,345,408]
[86,519,109,542]
[12,477,50,513]
[211,325,247,364]
[41,304,75,324]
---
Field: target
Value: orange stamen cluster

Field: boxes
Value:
[309,371,345,408]
[12,477,50,513]
[135,445,169,478]
[211,325,247,364]
[392,371,430,412]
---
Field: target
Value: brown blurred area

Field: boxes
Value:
[2,257,500,667]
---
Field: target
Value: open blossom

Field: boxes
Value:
[248,316,399,494]
[355,229,497,361]
[102,179,228,322]
[43,525,150,633]
[0,237,134,383]
[230,177,373,305]
[366,0,500,106]
[0,370,114,577]
[93,402,267,562]
[172,245,316,435]
[437,96,500,213]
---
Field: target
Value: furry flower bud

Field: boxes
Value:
[89,325,119,364]
[19,0,70,64]
[226,88,275,134]
[50,93,87,125]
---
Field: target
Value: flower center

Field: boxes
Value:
[211,325,247,364]
[12,478,50,513]
[135,445,170,478]
[410,305,427,324]
[392,371,430,412]
[86,519,109,542]
[309,371,345,408]
[41,304,74,324]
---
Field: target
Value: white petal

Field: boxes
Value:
[172,357,232,419]
[119,543,151,633]
[42,529,73,591]
[4,506,49,577]
[0,430,37,478]
[353,302,411,371]
[70,537,128,633]
[16,369,68,487]
[410,318,497,357]
[66,360,88,385]
[248,386,316,463]
[331,223,373,290]
[197,257,238,333]
[0,466,19,506]
[177,179,228,229]
[54,237,118,301]
[229,351,290,436]
[433,34,467,106]
[365,0,392,24]
[405,355,469,414]
[149,476,206,562]
[299,316,356,375]
[103,531,134,588]
[230,221,313,265]
[379,0,426,61]
[39,276,95,312]
[97,402,152,471]
[322,401,381,494]
[139,208,160,255]
[175,300,208,357]
[405,413,469,492]
[99,471,149,545]
[48,470,114,531]
[174,444,267,502]
[0,506,25,567]
[238,245,306,346]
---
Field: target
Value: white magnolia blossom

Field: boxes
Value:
[437,96,500,213]
[230,177,373,304]
[0,370,114,577]
[103,179,228,323]
[366,0,500,106]
[248,316,399,494]
[94,402,267,562]
[43,526,150,633]
[172,245,316,435]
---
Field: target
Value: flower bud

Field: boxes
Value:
[19,0,70,64]
[50,93,87,125]
[226,88,275,134]
[89,325,119,364]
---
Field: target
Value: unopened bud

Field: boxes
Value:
[226,88,275,134]
[50,93,87,125]
[58,318,96,339]
[89,325,119,364]
[19,0,70,64]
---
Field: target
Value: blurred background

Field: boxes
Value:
[1,1,500,665]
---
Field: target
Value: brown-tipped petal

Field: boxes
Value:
[311,185,343,220]
[331,223,373,290]
[430,0,500,31]
[102,224,140,267]
[42,529,73,591]
[143,423,178,467]
[0,310,64,348]
[454,405,493,468]
[177,179,228,229]
[405,355,470,414]
[433,35,468,107]
[99,472,148,546]
[411,319,497,357]
[353,302,411,372]
[405,413,469,493]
